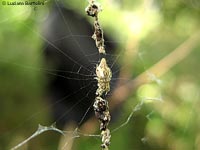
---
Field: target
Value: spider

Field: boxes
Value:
[95,58,112,96]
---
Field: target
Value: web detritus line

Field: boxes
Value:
[85,0,105,54]
[86,0,112,149]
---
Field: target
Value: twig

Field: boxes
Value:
[110,30,200,108]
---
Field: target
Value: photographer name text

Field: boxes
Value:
[2,1,45,6]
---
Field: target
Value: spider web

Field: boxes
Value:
[0,1,166,150]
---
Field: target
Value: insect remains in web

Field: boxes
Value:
[92,20,105,54]
[85,0,105,54]
[93,96,111,131]
[95,58,112,96]
[85,0,102,17]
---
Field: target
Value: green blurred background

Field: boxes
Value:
[0,0,200,150]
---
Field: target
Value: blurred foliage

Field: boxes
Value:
[0,0,200,150]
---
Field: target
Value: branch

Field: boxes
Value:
[110,30,200,108]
